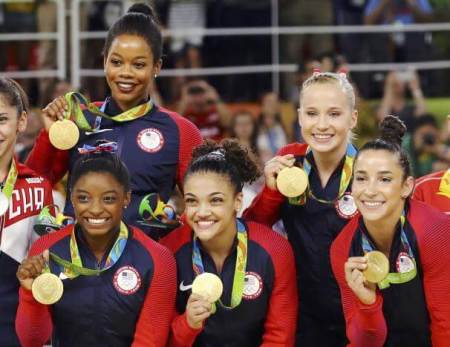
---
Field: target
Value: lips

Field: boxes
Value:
[195,220,216,230]
[312,133,334,142]
[361,201,384,209]
[116,82,136,93]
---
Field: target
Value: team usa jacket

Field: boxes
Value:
[161,220,298,347]
[413,169,449,215]
[16,224,177,347]
[244,143,353,345]
[26,98,202,239]
[0,159,53,347]
[330,200,450,347]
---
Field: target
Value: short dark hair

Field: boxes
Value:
[69,149,130,193]
[356,115,411,179]
[185,139,260,194]
[103,3,162,62]
[0,78,29,116]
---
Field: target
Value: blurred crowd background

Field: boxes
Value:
[1,0,449,190]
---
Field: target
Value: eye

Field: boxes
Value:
[211,197,223,204]
[0,116,8,123]
[134,62,146,69]
[306,111,317,117]
[380,177,392,183]
[330,111,341,117]
[354,175,366,182]
[184,198,197,205]
[103,195,117,204]
[76,194,89,203]
[110,58,121,66]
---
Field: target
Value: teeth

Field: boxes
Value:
[314,134,332,139]
[87,218,107,224]
[197,221,214,227]
[118,83,134,91]
[364,201,383,207]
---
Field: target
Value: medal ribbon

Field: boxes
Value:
[192,218,247,311]
[437,169,450,199]
[1,159,18,205]
[361,212,417,289]
[288,144,357,205]
[63,92,153,131]
[50,222,128,278]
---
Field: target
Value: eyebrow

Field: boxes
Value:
[74,189,118,194]
[109,53,148,60]
[185,192,224,197]
[355,170,393,175]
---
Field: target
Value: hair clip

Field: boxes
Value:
[312,67,322,76]
[78,141,118,155]
[337,67,348,79]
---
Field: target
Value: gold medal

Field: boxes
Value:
[276,166,308,198]
[32,273,64,305]
[363,251,389,283]
[49,119,80,150]
[192,272,223,303]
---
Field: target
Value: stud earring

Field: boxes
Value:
[154,74,158,78]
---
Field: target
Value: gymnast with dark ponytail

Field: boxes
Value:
[162,139,298,347]
[16,148,176,347]
[331,115,450,347]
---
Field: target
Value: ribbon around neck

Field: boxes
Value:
[192,218,247,312]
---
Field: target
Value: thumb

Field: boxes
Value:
[42,249,50,263]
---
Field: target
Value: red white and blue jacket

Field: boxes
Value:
[26,98,202,240]
[161,220,298,347]
[16,223,177,347]
[0,159,53,347]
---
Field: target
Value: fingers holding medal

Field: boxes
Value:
[276,166,308,198]
[263,154,296,191]
[344,256,377,305]
[17,250,64,305]
[42,95,69,131]
[186,273,223,329]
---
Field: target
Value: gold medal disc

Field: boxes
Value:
[276,167,308,198]
[32,273,64,305]
[49,120,80,150]
[192,272,223,303]
[363,251,389,283]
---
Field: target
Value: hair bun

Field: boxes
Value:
[128,3,157,20]
[379,115,406,146]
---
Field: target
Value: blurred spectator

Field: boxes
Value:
[279,0,334,98]
[15,109,43,163]
[229,110,260,165]
[167,0,206,99]
[177,79,231,141]
[209,0,271,101]
[364,0,433,63]
[2,1,37,94]
[289,58,319,105]
[256,92,288,163]
[402,114,448,177]
[377,70,426,131]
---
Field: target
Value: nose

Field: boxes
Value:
[196,202,211,217]
[89,199,104,216]
[364,179,378,197]
[118,63,133,78]
[316,114,329,131]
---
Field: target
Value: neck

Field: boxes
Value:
[114,96,148,112]
[81,226,120,262]
[202,222,237,273]
[0,151,14,182]
[312,143,348,186]
[364,203,405,255]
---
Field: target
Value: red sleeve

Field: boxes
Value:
[330,218,387,347]
[410,202,450,347]
[16,228,72,347]
[164,108,202,190]
[132,229,177,347]
[168,313,203,347]
[249,222,298,346]
[243,143,307,226]
[25,129,69,185]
